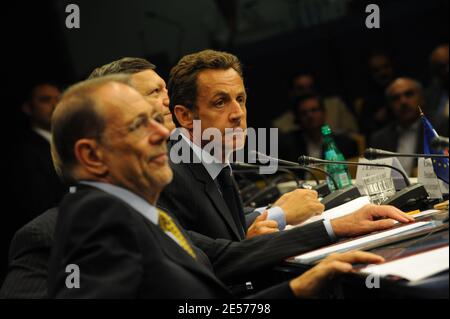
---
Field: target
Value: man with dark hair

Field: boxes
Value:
[161,50,326,241]
[2,81,67,283]
[159,49,410,246]
[5,82,67,253]
[13,82,67,219]
[278,90,359,165]
[45,74,390,298]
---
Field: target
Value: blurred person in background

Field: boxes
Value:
[279,91,359,167]
[273,72,358,134]
[370,77,448,176]
[426,43,449,124]
[354,52,396,142]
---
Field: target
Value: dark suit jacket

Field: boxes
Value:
[278,129,359,164]
[10,130,66,224]
[370,123,424,154]
[1,195,332,298]
[0,208,57,299]
[2,130,66,279]
[47,186,296,298]
[159,139,260,241]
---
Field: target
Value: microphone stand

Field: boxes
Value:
[298,155,411,187]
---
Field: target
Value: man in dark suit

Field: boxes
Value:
[2,65,413,298]
[2,82,67,282]
[0,208,58,298]
[371,77,449,176]
[279,91,359,166]
[159,50,332,241]
[12,82,67,223]
[45,73,394,298]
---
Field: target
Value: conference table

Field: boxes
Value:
[274,209,449,299]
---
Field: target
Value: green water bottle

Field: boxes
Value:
[321,125,352,191]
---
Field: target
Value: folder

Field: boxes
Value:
[293,221,433,265]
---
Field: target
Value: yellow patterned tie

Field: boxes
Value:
[158,209,196,259]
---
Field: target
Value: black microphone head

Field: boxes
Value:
[364,148,397,160]
[297,155,322,165]
[298,155,309,166]
[364,148,377,160]
[431,136,449,149]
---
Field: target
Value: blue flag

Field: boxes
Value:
[421,114,449,184]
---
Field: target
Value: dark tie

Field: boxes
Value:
[216,166,245,238]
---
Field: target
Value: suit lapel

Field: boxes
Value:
[141,217,229,292]
[188,163,245,240]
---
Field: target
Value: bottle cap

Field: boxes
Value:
[321,124,331,135]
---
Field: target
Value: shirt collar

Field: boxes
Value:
[32,127,52,143]
[396,119,421,133]
[79,181,159,225]
[180,132,230,180]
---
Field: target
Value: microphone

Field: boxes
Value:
[232,162,304,186]
[364,148,449,160]
[250,151,339,190]
[431,136,449,150]
[298,155,411,187]
[297,155,433,211]
[232,162,305,206]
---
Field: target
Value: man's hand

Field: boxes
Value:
[246,211,279,239]
[289,251,385,298]
[273,189,324,225]
[331,204,415,238]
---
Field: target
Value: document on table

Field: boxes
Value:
[293,221,433,264]
[289,196,371,228]
[360,246,449,281]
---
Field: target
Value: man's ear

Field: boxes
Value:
[73,139,108,177]
[173,105,194,130]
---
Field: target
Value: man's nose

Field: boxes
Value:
[229,101,244,122]
[399,94,411,105]
[149,121,170,144]
[162,89,170,108]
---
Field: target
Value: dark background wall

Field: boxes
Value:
[1,0,448,285]
[3,0,449,131]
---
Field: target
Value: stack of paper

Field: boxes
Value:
[293,221,432,264]
[361,246,449,281]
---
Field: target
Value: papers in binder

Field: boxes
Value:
[293,221,432,264]
[361,246,449,281]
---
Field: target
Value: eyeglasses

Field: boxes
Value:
[388,89,417,102]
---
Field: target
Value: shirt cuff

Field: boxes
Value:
[255,206,287,231]
[323,219,337,241]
